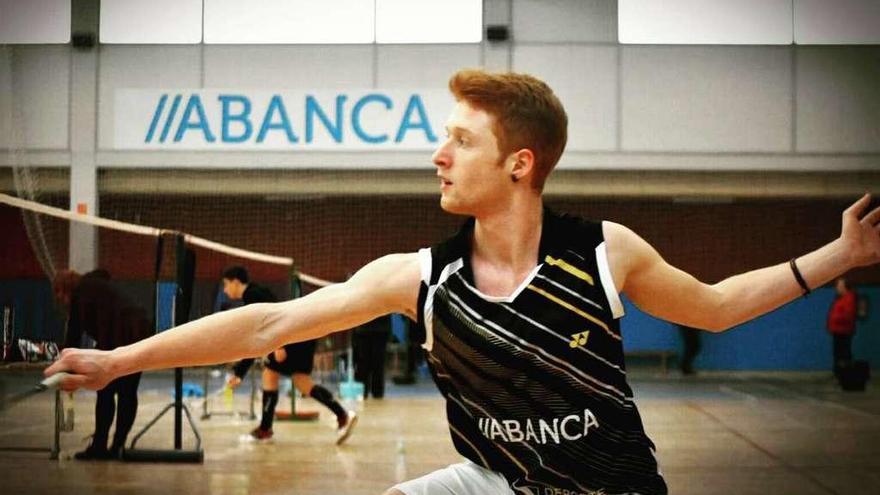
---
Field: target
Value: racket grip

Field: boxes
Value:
[41,372,70,389]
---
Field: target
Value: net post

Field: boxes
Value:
[289,264,302,300]
[122,232,203,463]
[275,264,319,421]
[173,234,187,450]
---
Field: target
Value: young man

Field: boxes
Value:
[220,266,357,444]
[47,70,879,494]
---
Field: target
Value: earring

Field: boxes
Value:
[511,174,519,183]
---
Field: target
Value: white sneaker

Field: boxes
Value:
[336,411,358,445]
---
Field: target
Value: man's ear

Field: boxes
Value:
[509,149,536,184]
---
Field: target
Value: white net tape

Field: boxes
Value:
[0,193,335,287]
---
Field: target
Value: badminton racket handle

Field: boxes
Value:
[40,372,70,389]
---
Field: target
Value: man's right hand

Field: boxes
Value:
[226,374,242,389]
[44,347,119,392]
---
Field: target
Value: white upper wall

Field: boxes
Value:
[796,47,880,152]
[621,46,792,152]
[515,45,618,151]
[514,0,616,43]
[0,46,69,149]
[794,0,880,45]
[2,0,879,170]
[97,46,203,150]
[376,45,482,88]
[0,0,70,44]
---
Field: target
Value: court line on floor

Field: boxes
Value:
[717,385,760,404]
[748,380,879,419]
[686,401,841,495]
[717,384,815,429]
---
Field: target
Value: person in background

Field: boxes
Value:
[392,316,422,386]
[353,314,392,399]
[678,324,702,375]
[54,268,151,460]
[221,266,357,444]
[827,277,858,376]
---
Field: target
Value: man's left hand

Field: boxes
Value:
[840,194,880,268]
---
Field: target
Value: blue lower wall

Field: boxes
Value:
[620,286,879,371]
[4,280,877,371]
[0,279,65,342]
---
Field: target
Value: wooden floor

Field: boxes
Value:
[1,368,879,495]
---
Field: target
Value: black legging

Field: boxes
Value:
[92,372,142,451]
[832,334,853,375]
[679,326,702,373]
[354,331,390,398]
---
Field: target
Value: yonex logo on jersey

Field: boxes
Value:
[476,409,599,445]
[569,331,589,348]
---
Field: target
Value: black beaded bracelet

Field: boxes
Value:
[789,258,810,297]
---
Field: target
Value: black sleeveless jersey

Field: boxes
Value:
[414,209,667,495]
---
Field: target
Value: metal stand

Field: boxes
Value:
[201,366,257,421]
[0,363,61,459]
[51,388,60,460]
[122,368,203,463]
[122,234,203,463]
[274,273,318,421]
[274,381,319,421]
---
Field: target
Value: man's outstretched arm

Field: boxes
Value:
[606,194,879,332]
[45,252,422,391]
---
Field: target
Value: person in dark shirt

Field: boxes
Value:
[54,268,151,460]
[221,266,357,444]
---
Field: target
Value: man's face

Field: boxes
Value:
[432,101,510,216]
[222,278,244,300]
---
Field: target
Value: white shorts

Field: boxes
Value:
[393,459,514,495]
[393,460,514,495]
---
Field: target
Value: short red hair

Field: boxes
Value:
[449,69,568,192]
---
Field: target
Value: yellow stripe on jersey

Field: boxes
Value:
[544,256,594,285]
[527,284,610,333]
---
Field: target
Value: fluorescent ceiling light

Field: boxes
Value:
[101,0,202,44]
[619,0,792,45]
[205,0,374,44]
[376,0,482,44]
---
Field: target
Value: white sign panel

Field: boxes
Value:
[114,89,453,150]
